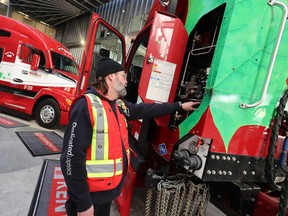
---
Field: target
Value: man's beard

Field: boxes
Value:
[113,77,127,97]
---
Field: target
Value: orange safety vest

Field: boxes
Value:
[84,93,130,192]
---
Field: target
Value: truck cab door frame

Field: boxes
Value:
[78,13,126,96]
[116,11,188,216]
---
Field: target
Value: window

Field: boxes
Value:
[38,52,46,69]
[19,45,33,63]
[51,51,78,75]
[89,22,124,84]
[94,23,123,63]
[0,29,11,37]
[19,44,46,68]
[125,34,149,103]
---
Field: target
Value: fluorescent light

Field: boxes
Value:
[40,21,49,26]
[18,11,29,17]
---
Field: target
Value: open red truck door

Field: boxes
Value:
[126,11,188,127]
[116,11,188,216]
[78,12,126,96]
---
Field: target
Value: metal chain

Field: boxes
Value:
[175,182,187,215]
[144,175,210,216]
[170,183,185,215]
[167,191,175,215]
[159,186,168,216]
[192,182,210,216]
[183,180,196,215]
[168,179,185,216]
[154,182,163,216]
[197,184,210,216]
[190,182,201,215]
[145,187,154,216]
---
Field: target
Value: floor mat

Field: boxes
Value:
[16,131,63,156]
[28,159,68,216]
[0,115,28,128]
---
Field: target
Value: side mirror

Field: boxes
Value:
[31,54,40,71]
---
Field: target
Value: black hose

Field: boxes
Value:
[265,89,288,190]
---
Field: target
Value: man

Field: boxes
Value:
[60,57,199,216]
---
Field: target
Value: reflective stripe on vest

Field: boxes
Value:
[86,158,122,177]
[85,93,123,177]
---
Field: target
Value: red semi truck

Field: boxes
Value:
[0,15,79,128]
[3,0,288,215]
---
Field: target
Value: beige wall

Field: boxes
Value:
[11,10,56,38]
[0,0,9,5]
[0,0,8,15]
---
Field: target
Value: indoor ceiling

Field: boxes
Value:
[9,0,112,26]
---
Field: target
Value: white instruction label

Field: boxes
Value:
[146,59,176,102]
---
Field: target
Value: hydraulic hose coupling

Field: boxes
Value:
[173,149,202,170]
[279,137,288,166]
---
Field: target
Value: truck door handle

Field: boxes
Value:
[13,78,23,83]
[240,0,288,109]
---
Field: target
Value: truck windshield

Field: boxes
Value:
[51,51,79,75]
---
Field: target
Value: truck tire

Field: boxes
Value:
[35,98,60,129]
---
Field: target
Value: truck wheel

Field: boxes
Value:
[36,98,60,129]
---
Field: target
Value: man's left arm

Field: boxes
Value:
[124,99,199,120]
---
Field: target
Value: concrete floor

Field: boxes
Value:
[0,112,225,216]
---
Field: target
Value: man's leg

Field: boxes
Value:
[94,201,112,216]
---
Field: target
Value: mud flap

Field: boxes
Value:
[115,164,137,216]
